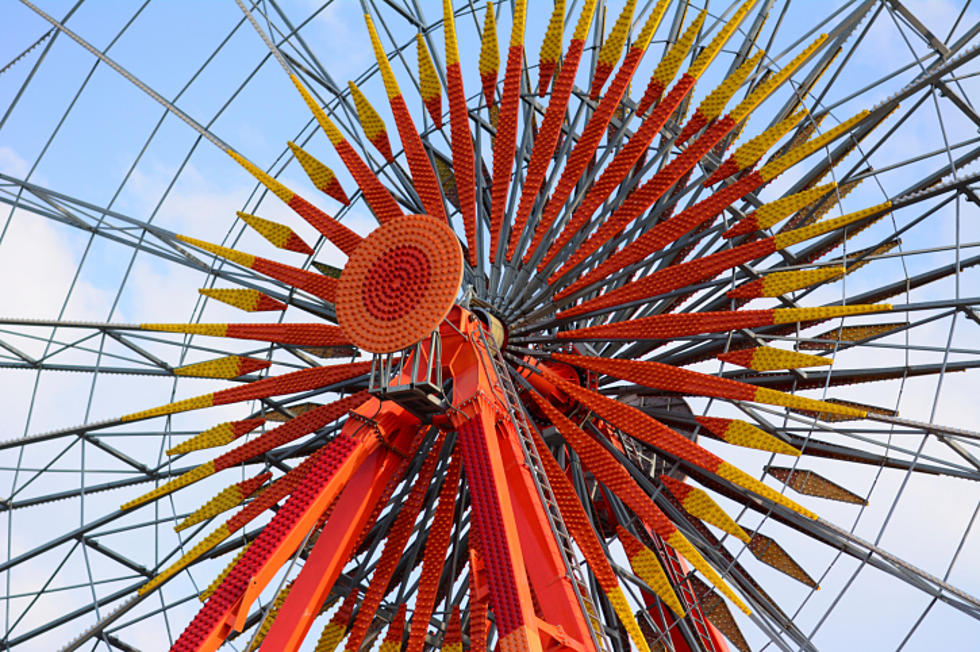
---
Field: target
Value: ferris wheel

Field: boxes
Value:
[2,0,980,650]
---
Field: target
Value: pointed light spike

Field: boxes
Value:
[173,355,270,379]
[227,151,361,255]
[617,526,686,616]
[237,210,315,255]
[488,0,527,259]
[141,321,349,347]
[166,418,265,456]
[730,34,829,125]
[687,0,759,79]
[745,529,819,588]
[789,177,865,232]
[200,541,250,601]
[504,0,599,262]
[589,0,636,99]
[315,588,360,652]
[771,303,892,324]
[176,234,338,303]
[198,288,286,313]
[174,472,272,532]
[138,523,231,596]
[695,416,801,456]
[416,34,442,125]
[761,110,870,181]
[767,467,868,504]
[288,74,404,224]
[287,141,350,205]
[727,267,845,299]
[800,321,908,350]
[705,108,808,185]
[774,201,892,249]
[364,14,448,223]
[637,9,706,114]
[348,80,394,162]
[479,1,499,106]
[537,0,565,95]
[678,49,764,144]
[542,362,818,520]
[121,462,216,511]
[687,576,752,652]
[442,0,478,266]
[724,181,837,238]
[660,476,751,543]
[718,346,833,371]
[377,604,407,652]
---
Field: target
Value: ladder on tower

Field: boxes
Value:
[474,325,609,652]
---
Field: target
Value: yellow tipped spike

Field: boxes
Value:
[774,201,892,249]
[479,2,499,76]
[139,322,229,337]
[705,419,802,456]
[753,387,868,420]
[606,587,652,652]
[176,234,255,268]
[236,211,305,252]
[539,0,565,65]
[348,81,388,144]
[416,34,440,103]
[696,50,764,121]
[510,0,527,48]
[731,33,829,123]
[120,393,216,423]
[635,0,673,48]
[715,462,817,520]
[623,536,686,616]
[756,267,846,296]
[167,421,244,456]
[772,303,891,324]
[287,142,347,202]
[688,0,759,79]
[121,461,216,511]
[653,10,706,87]
[666,529,751,615]
[173,355,262,379]
[761,110,871,180]
[677,483,752,543]
[572,0,600,41]
[198,288,282,313]
[735,109,809,169]
[364,14,400,99]
[755,182,837,230]
[290,74,344,145]
[725,346,833,371]
[175,483,248,532]
[442,0,459,66]
[138,524,231,596]
[226,150,294,204]
[200,541,250,601]
[597,0,635,68]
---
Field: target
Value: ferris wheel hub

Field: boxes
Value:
[337,214,463,354]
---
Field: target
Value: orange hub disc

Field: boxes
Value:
[337,214,463,353]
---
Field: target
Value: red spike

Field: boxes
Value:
[523,45,651,265]
[445,59,478,266]
[222,323,351,346]
[332,139,404,224]
[539,76,696,272]
[249,257,338,303]
[286,195,363,256]
[704,157,743,186]
[213,361,374,407]
[387,95,448,223]
[212,391,369,471]
[553,124,755,294]
[506,39,586,261]
[556,308,781,341]
[489,43,525,260]
[676,109,711,145]
[558,238,776,318]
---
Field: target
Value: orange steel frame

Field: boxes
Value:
[186,305,721,652]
